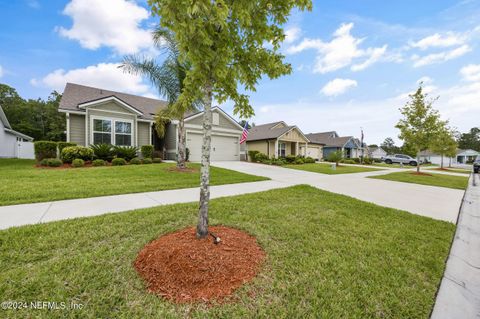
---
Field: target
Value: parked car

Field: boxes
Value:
[474,155,480,173]
[383,154,418,166]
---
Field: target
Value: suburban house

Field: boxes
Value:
[245,121,321,160]
[418,149,480,165]
[0,105,34,159]
[58,83,244,161]
[305,131,362,159]
[368,146,387,159]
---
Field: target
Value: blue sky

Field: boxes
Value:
[1,0,479,144]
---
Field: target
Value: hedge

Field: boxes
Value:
[61,146,94,163]
[141,145,154,159]
[34,141,58,161]
[58,142,77,154]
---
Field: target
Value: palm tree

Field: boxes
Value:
[120,27,197,169]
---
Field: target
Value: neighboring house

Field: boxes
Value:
[418,149,480,165]
[0,105,34,159]
[368,146,387,159]
[58,83,244,161]
[305,131,361,159]
[246,121,319,159]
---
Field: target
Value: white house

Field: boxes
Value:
[418,149,480,166]
[368,146,387,159]
[0,105,34,159]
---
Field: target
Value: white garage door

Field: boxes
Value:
[187,132,239,161]
[306,146,320,160]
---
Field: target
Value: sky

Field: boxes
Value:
[0,0,479,145]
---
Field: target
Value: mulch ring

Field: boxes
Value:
[134,226,266,304]
[166,166,199,173]
[410,171,433,176]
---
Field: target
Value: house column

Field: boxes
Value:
[295,142,299,156]
[66,113,70,142]
[274,139,279,159]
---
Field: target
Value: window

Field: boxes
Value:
[93,119,112,144]
[278,142,286,157]
[115,121,132,146]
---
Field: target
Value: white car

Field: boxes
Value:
[383,154,418,166]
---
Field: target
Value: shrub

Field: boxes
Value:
[113,146,138,161]
[152,158,162,163]
[152,150,163,159]
[47,158,63,167]
[143,158,153,164]
[141,145,154,159]
[272,158,286,166]
[373,158,382,163]
[260,158,271,165]
[255,152,269,162]
[326,150,343,164]
[90,144,114,161]
[283,155,295,163]
[304,157,315,163]
[58,142,76,154]
[92,159,106,167]
[112,158,127,166]
[72,158,85,168]
[248,150,260,162]
[363,157,373,165]
[129,157,142,165]
[352,157,361,164]
[34,141,57,161]
[343,159,356,164]
[294,157,305,165]
[61,146,94,163]
[40,158,49,166]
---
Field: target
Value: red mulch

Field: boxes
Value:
[134,226,266,303]
[410,172,433,176]
[166,166,198,173]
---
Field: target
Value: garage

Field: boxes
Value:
[186,132,240,161]
[306,145,320,160]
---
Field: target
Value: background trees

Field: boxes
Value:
[457,127,480,151]
[0,84,65,141]
[431,126,458,169]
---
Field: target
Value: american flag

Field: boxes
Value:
[239,121,249,144]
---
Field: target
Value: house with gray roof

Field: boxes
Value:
[305,131,362,159]
[58,83,244,161]
[246,121,323,160]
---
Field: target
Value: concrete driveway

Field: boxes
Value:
[212,161,464,223]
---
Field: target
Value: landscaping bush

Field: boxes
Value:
[363,157,373,165]
[304,157,315,163]
[294,157,305,164]
[40,158,49,166]
[47,158,63,167]
[152,150,163,159]
[152,158,162,163]
[255,152,269,162]
[260,158,271,165]
[90,144,114,161]
[129,157,142,165]
[352,157,361,164]
[72,159,85,168]
[111,158,127,166]
[373,158,382,163]
[141,145,154,159]
[113,146,138,161]
[326,150,343,164]
[285,155,296,164]
[92,159,106,167]
[34,141,58,161]
[58,142,76,154]
[61,146,94,163]
[343,159,356,164]
[143,158,153,164]
[248,150,260,162]
[272,158,286,166]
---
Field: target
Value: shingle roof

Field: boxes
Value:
[306,132,353,148]
[59,83,168,120]
[247,122,295,141]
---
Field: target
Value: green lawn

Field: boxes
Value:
[0,159,267,206]
[427,167,471,175]
[371,163,413,169]
[285,163,382,174]
[0,186,454,318]
[369,171,469,190]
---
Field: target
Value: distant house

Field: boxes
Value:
[368,146,387,159]
[245,121,322,160]
[418,149,480,165]
[0,105,34,159]
[305,131,361,159]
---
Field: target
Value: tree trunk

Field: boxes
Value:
[416,155,420,173]
[177,118,186,169]
[197,84,213,239]
[440,154,444,169]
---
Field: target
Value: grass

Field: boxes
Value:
[427,167,471,175]
[285,163,382,174]
[0,186,454,318]
[370,163,413,169]
[0,159,267,206]
[369,171,469,190]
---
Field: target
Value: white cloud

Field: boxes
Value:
[460,64,480,82]
[284,27,301,44]
[57,0,153,55]
[411,44,471,67]
[321,78,358,97]
[0,65,3,78]
[31,63,153,96]
[286,23,387,73]
[410,32,466,50]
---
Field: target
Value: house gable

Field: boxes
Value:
[278,127,309,143]
[185,107,243,131]
[78,96,143,116]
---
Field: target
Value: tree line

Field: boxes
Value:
[0,84,65,141]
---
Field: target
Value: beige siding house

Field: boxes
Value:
[58,83,243,161]
[245,121,322,160]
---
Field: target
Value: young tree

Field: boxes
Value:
[149,0,312,238]
[431,125,457,169]
[380,137,398,155]
[395,85,444,173]
[121,27,198,169]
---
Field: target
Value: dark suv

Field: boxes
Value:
[474,155,480,173]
